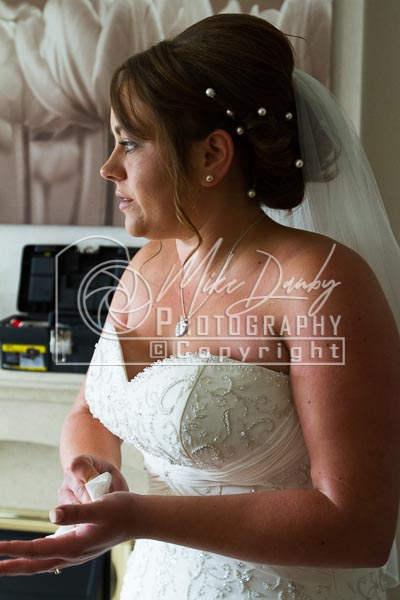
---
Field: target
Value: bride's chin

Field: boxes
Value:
[124,215,146,238]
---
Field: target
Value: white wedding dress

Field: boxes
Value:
[85,322,396,599]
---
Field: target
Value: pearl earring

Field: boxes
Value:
[205,174,214,183]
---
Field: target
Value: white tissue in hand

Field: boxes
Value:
[85,471,112,501]
[48,472,112,537]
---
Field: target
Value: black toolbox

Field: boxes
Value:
[0,243,139,373]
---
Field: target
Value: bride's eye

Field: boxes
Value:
[119,140,137,154]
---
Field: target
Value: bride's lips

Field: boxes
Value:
[116,192,135,210]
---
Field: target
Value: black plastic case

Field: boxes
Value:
[0,244,139,373]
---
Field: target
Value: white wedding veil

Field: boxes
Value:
[266,68,400,334]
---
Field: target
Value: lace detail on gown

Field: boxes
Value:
[85,323,395,599]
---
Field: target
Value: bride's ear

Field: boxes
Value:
[190,129,235,187]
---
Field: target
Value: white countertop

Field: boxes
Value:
[0,368,84,403]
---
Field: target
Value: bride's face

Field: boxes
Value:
[100,109,186,240]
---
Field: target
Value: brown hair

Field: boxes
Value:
[110,13,304,252]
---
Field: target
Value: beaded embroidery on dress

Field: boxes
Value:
[85,323,394,599]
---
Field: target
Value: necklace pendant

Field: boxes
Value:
[175,318,189,337]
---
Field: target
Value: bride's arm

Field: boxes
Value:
[58,241,156,499]
[58,239,160,501]
[58,376,127,504]
[59,375,123,471]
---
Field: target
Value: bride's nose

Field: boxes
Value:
[100,153,125,182]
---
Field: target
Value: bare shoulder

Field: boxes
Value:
[279,227,399,360]
[284,227,373,276]
[254,222,393,322]
[270,224,375,279]
[283,228,394,319]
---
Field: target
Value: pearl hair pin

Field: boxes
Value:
[204,87,304,168]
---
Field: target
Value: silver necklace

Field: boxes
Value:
[175,213,264,337]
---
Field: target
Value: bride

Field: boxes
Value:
[0,14,399,600]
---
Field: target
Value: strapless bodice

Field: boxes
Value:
[85,322,311,496]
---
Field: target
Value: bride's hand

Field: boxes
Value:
[58,455,129,504]
[0,492,136,576]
